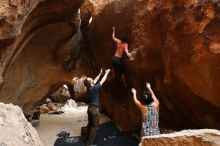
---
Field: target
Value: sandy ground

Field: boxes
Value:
[36,104,110,146]
[35,101,220,146]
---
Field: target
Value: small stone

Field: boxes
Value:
[39,105,50,114]
[48,103,58,111]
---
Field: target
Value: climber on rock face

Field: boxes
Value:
[83,68,111,146]
[111,26,134,88]
[131,82,160,137]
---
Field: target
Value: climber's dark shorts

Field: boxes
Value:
[112,56,125,74]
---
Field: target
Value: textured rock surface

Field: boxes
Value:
[0,0,220,132]
[71,76,88,98]
[49,85,71,103]
[0,102,43,146]
[0,0,88,111]
[83,0,220,130]
[38,76,89,105]
[0,0,84,77]
[141,129,220,146]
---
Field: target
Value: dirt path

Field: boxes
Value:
[36,103,111,146]
[36,105,88,146]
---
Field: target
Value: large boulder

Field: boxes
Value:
[82,0,220,130]
[50,85,71,103]
[141,129,220,146]
[71,76,88,99]
[0,102,43,146]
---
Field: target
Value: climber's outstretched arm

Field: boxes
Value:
[94,69,103,84]
[131,88,147,114]
[99,69,111,86]
[146,83,159,111]
[112,26,121,43]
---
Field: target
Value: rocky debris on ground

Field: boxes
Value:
[41,76,89,104]
[29,102,64,127]
[36,102,88,146]
[61,99,79,112]
[39,103,62,114]
[50,76,89,102]
[141,129,220,146]
[40,104,50,114]
[48,103,59,111]
[39,99,86,114]
[0,102,43,146]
